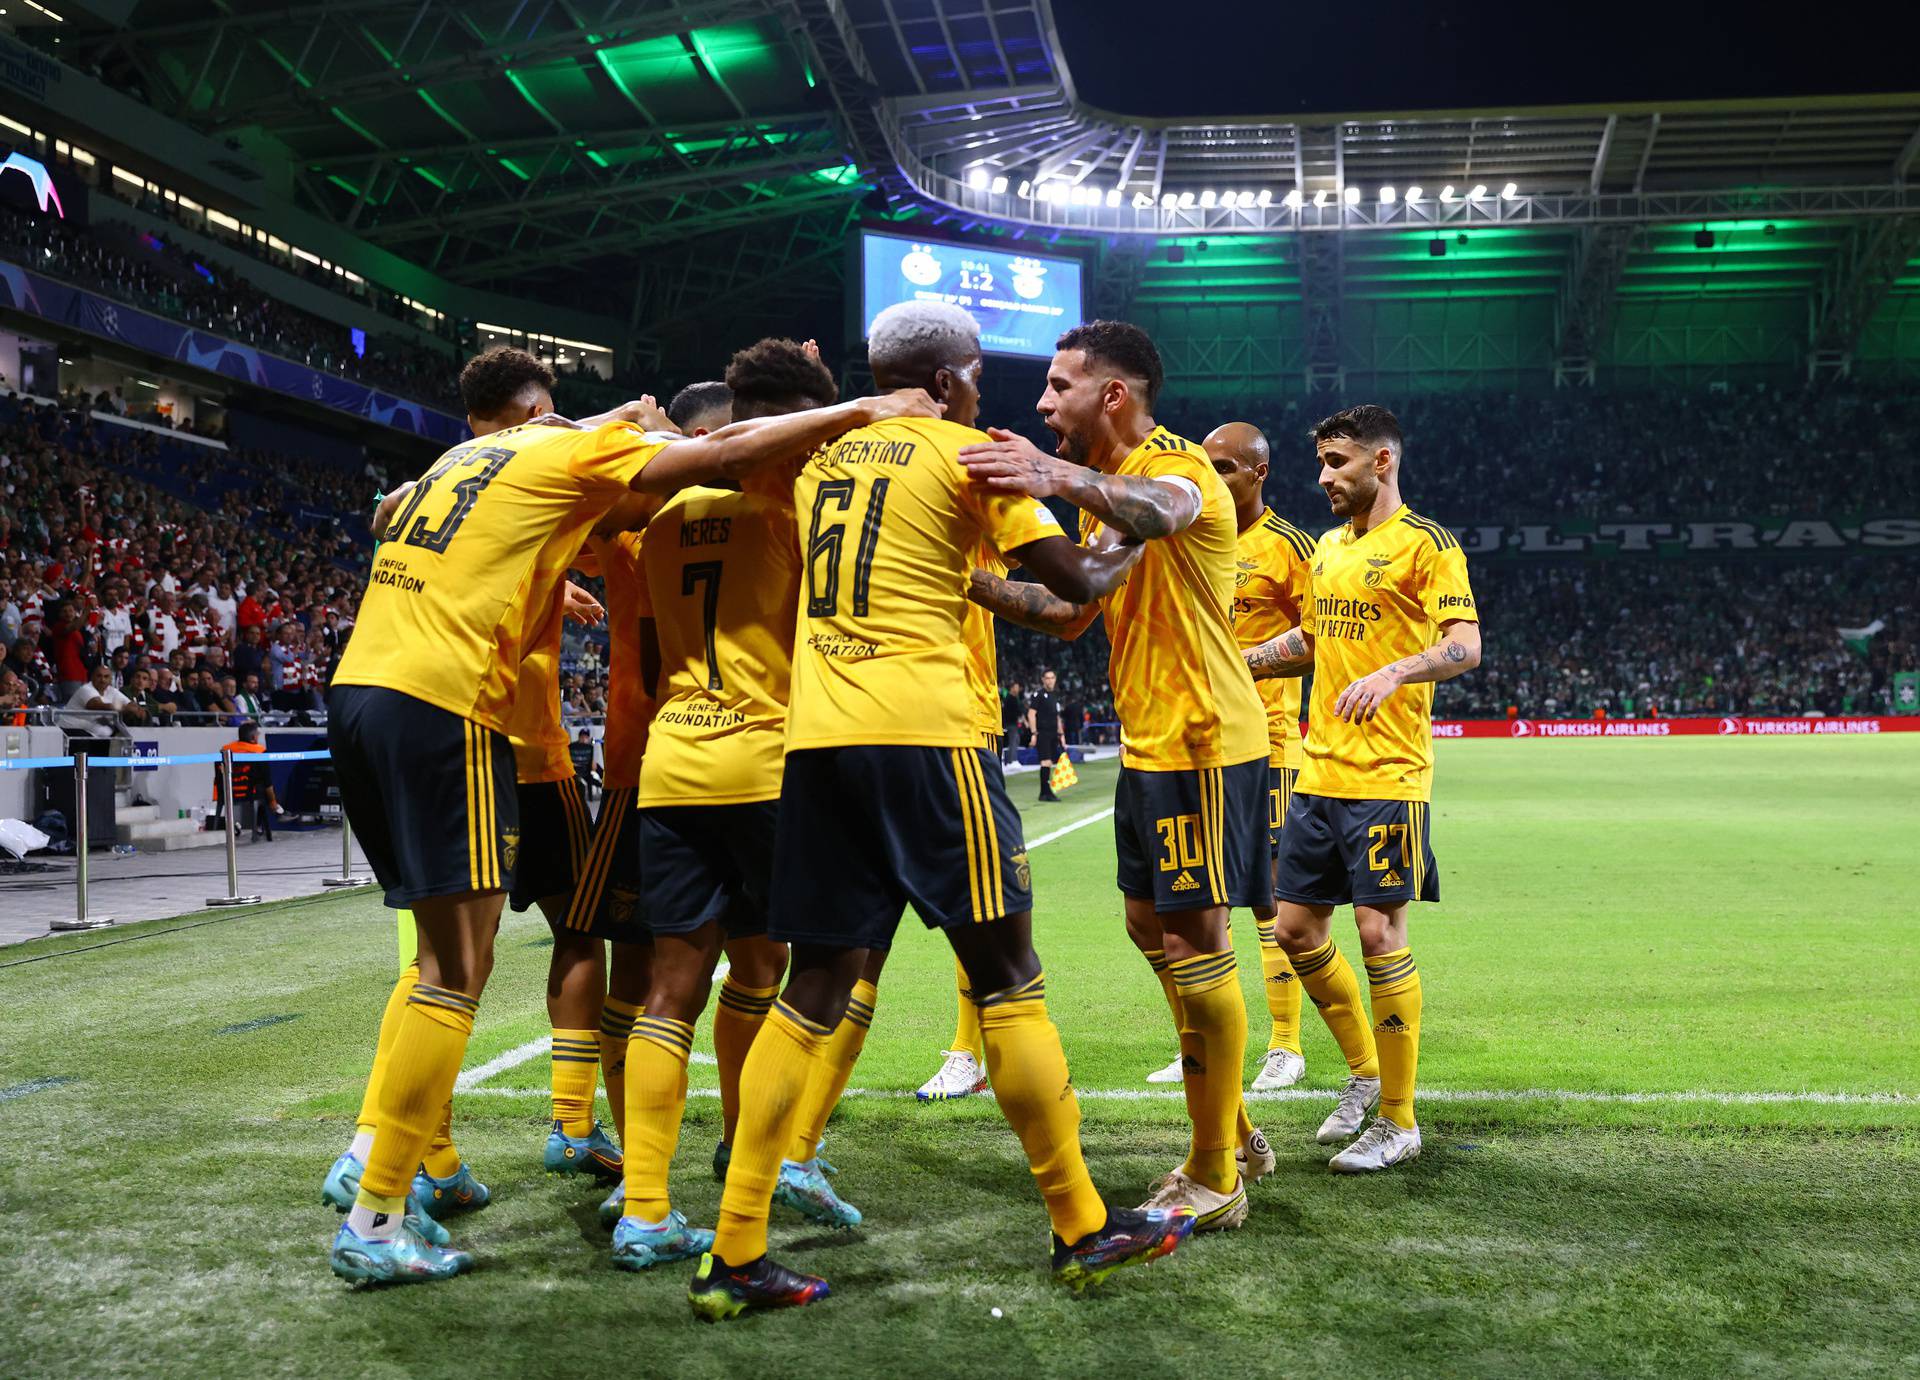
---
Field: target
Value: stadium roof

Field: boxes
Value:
[37,1,1920,373]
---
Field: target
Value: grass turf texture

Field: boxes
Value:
[2,738,1916,1377]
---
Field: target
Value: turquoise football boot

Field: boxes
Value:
[543,1120,623,1180]
[772,1158,862,1229]
[330,1220,473,1286]
[411,1163,491,1220]
[598,1182,625,1228]
[610,1210,714,1270]
[319,1151,452,1246]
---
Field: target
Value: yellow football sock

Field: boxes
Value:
[712,978,778,1148]
[421,1099,462,1179]
[975,974,1107,1244]
[622,1015,693,1222]
[550,1027,600,1137]
[1168,951,1247,1195]
[598,998,642,1146]
[948,956,981,1059]
[1290,938,1380,1078]
[1364,948,1423,1128]
[354,963,418,1138]
[1255,919,1303,1055]
[1144,947,1185,1030]
[712,1001,834,1265]
[788,980,876,1162]
[360,983,477,1199]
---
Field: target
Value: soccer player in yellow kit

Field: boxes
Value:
[322,345,940,1285]
[1242,404,1481,1172]
[608,338,832,1269]
[962,321,1273,1232]
[1207,422,1317,1092]
[689,301,1193,1321]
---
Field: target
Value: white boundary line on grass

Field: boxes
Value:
[453,806,1115,1093]
[455,1084,1915,1107]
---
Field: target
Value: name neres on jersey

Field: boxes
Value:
[678,516,733,548]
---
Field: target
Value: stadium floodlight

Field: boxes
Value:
[1017,180,1032,197]
[1284,188,1304,209]
[990,175,1008,195]
[1133,191,1155,209]
[1342,185,1360,205]
[1257,189,1274,207]
[1440,184,1457,202]
[1240,191,1258,208]
[1313,189,1329,208]
[1178,191,1196,208]
[1469,183,1488,200]
[1105,188,1121,207]
[1380,185,1397,204]
[1406,185,1424,203]
[967,167,990,191]
[1200,189,1217,207]
[1160,192,1177,209]
[1500,182,1519,200]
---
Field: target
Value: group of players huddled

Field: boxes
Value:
[317,303,1480,1319]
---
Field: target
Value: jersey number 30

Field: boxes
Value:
[805,477,890,618]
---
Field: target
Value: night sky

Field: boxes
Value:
[1052,1,1918,116]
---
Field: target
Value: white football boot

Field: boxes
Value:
[1328,1118,1422,1173]
[1314,1075,1382,1145]
[1250,1047,1306,1092]
[1145,1054,1185,1085]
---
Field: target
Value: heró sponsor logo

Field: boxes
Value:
[1437,594,1474,611]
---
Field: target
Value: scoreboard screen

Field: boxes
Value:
[857,229,1083,361]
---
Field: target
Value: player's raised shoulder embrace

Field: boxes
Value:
[1241,403,1481,1174]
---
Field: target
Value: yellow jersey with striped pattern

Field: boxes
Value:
[334,420,668,734]
[503,612,573,784]
[964,540,1008,739]
[1083,426,1269,772]
[1299,505,1478,803]
[582,531,655,791]
[638,485,798,807]
[1234,508,1316,770]
[787,417,1062,750]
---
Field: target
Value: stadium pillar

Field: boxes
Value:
[206,750,263,908]
[50,754,112,931]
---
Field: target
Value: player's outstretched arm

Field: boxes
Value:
[968,567,1101,641]
[1331,619,1482,722]
[1245,626,1314,681]
[634,391,940,495]
[959,429,1200,541]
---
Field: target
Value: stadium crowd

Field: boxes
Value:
[0,380,1911,730]
[0,204,462,413]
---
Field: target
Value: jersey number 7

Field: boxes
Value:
[805,477,890,618]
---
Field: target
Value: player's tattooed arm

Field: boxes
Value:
[967,569,1102,640]
[958,430,1199,540]
[1332,619,1482,722]
[1244,626,1313,680]
[637,390,940,493]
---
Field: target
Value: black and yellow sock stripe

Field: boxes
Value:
[631,1015,694,1059]
[716,980,777,1019]
[564,785,633,931]
[557,777,592,875]
[463,721,499,891]
[1167,949,1236,993]
[843,992,875,1032]
[1290,938,1340,978]
[409,982,480,1018]
[551,1034,600,1065]
[773,999,835,1040]
[1254,919,1279,946]
[1364,951,1418,986]
[1196,767,1227,905]
[950,749,1005,923]
[1143,947,1169,973]
[974,972,1046,1008]
[599,1002,641,1042]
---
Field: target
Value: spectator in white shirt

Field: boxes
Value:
[62,663,148,735]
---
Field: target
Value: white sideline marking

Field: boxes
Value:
[454,804,1109,1092]
[455,1084,1913,1107]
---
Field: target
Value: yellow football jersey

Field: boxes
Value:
[1234,508,1316,770]
[503,606,572,785]
[637,486,799,806]
[1084,426,1269,772]
[787,417,1062,750]
[334,421,667,733]
[582,532,655,791]
[1299,505,1478,803]
[964,541,1009,740]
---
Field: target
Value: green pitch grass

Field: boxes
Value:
[3,739,1916,1378]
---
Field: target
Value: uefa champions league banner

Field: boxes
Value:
[0,258,466,446]
[1433,716,1920,739]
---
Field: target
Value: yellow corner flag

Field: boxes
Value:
[1049,755,1079,793]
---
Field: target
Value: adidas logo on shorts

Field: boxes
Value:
[1378,869,1403,889]
[1171,870,1201,893]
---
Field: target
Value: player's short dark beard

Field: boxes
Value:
[1057,423,1091,467]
